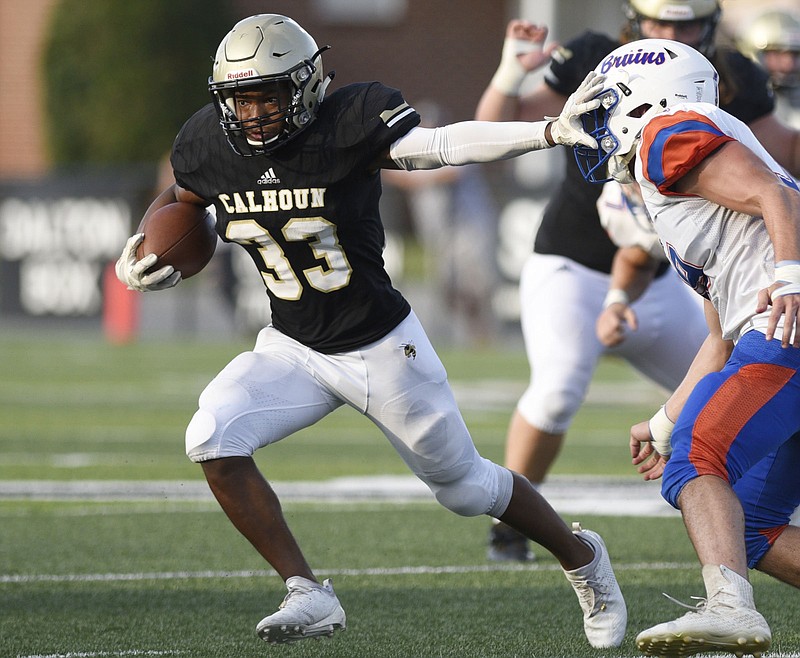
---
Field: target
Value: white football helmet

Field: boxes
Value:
[209,14,334,156]
[625,0,720,54]
[574,39,718,184]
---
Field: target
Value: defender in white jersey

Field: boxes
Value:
[576,39,800,657]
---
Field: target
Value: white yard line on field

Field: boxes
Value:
[1,560,694,584]
[0,475,681,516]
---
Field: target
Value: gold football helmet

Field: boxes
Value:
[209,14,334,156]
[625,0,721,54]
[738,10,800,88]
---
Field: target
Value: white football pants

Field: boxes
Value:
[516,252,708,434]
[185,311,513,518]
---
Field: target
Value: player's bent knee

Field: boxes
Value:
[185,406,258,462]
[428,459,510,517]
[185,409,220,462]
[518,386,582,433]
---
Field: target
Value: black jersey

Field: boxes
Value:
[537,31,775,274]
[171,82,421,353]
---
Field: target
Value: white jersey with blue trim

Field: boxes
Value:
[635,102,798,343]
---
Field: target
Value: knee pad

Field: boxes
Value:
[185,372,256,462]
[185,408,221,462]
[517,385,582,433]
[427,458,513,517]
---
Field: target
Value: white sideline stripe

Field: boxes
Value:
[0,475,682,516]
[1,561,694,584]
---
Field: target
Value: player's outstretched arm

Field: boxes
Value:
[385,71,604,171]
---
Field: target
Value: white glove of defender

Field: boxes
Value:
[115,233,181,292]
[546,71,605,148]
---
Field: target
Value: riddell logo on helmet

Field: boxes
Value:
[658,7,696,20]
[226,69,257,80]
[600,49,667,73]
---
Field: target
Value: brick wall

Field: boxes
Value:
[0,0,58,178]
[0,0,507,180]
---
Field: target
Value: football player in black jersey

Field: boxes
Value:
[476,0,800,564]
[115,14,628,648]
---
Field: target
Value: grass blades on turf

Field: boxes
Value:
[0,332,661,481]
[1,333,797,657]
[2,502,798,658]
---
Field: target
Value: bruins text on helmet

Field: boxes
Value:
[574,38,718,184]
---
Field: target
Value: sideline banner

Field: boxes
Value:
[0,170,154,321]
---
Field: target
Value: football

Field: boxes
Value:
[136,202,217,279]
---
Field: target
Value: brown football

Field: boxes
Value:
[136,202,217,279]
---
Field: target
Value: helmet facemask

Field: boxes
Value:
[208,14,334,157]
[575,79,665,183]
[210,50,328,156]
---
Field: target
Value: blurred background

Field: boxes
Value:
[1,0,797,347]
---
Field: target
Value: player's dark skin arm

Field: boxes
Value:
[136,184,209,232]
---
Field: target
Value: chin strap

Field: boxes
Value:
[609,151,637,183]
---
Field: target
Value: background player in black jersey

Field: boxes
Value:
[115,13,627,648]
[476,0,800,563]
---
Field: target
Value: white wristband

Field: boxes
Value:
[489,38,536,96]
[603,288,630,308]
[773,283,800,298]
[648,405,675,457]
[774,263,800,285]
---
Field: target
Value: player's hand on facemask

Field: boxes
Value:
[115,233,182,292]
[547,71,605,148]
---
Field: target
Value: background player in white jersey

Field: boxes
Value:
[575,38,800,657]
[474,0,793,563]
[114,13,627,649]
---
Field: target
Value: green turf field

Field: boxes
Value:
[1,332,797,658]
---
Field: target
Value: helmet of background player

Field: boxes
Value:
[738,10,800,90]
[209,14,334,156]
[624,0,721,55]
[574,38,719,184]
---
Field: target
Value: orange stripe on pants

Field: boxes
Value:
[689,363,795,480]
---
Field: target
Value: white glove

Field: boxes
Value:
[546,71,605,148]
[115,233,181,292]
